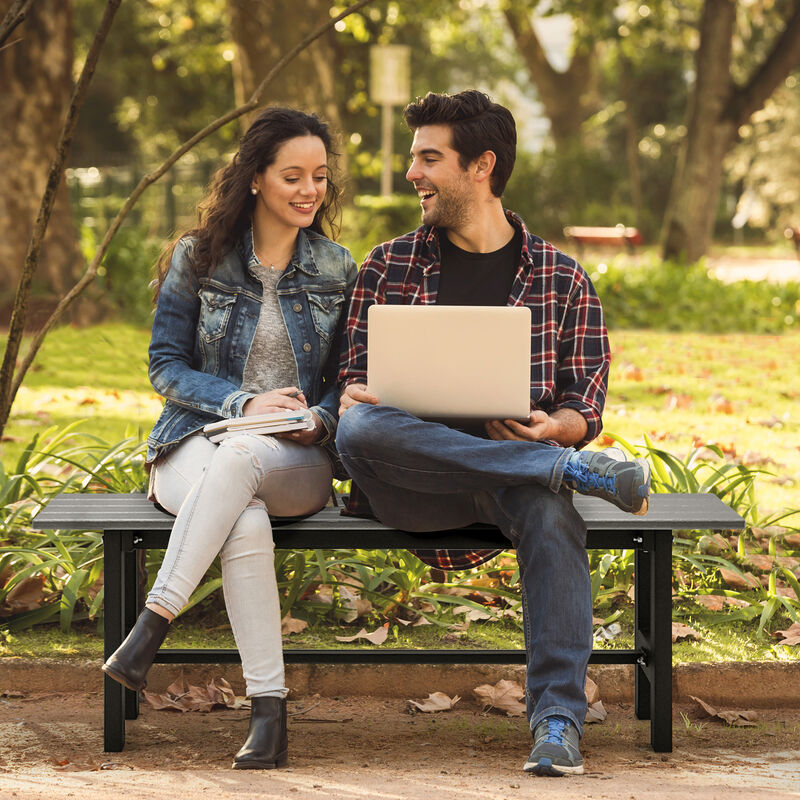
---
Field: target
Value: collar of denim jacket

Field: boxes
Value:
[238,223,320,278]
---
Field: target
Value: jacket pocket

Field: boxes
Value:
[307,291,345,342]
[198,287,237,343]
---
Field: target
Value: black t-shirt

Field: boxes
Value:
[435,228,522,306]
[435,228,523,437]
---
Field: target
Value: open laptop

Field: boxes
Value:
[367,305,532,423]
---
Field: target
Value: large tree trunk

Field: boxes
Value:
[227,0,343,137]
[0,0,83,305]
[662,0,800,261]
[661,0,737,262]
[503,2,595,146]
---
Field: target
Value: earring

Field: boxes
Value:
[251,187,258,195]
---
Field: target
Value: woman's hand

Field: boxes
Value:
[277,411,324,446]
[243,386,308,416]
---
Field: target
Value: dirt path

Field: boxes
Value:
[2,692,799,799]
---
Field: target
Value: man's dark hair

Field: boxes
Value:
[403,90,516,197]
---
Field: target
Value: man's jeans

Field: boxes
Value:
[148,433,332,697]
[336,404,592,736]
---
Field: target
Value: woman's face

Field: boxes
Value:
[251,134,328,230]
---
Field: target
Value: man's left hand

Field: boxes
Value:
[485,409,554,442]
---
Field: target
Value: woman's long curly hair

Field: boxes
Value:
[153,107,342,299]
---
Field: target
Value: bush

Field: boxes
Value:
[340,194,422,265]
[591,256,800,333]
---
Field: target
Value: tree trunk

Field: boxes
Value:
[0,0,83,305]
[661,0,737,262]
[661,0,800,261]
[227,0,343,136]
[503,3,595,146]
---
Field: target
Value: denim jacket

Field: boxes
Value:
[146,226,357,463]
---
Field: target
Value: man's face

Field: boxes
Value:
[406,125,473,229]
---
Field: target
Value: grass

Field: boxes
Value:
[3,609,798,664]
[2,323,798,519]
[1,323,157,455]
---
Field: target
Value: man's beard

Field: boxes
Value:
[421,179,472,230]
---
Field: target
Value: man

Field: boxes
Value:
[336,90,649,776]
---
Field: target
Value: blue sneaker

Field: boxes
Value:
[562,448,650,516]
[523,715,584,776]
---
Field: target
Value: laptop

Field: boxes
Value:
[367,304,532,423]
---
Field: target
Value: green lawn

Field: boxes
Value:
[3,323,798,520]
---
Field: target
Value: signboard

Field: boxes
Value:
[370,45,411,106]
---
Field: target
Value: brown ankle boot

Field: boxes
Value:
[101,608,169,691]
[232,696,288,769]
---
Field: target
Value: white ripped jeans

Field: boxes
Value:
[147,433,332,697]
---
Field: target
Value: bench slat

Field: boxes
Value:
[32,492,745,533]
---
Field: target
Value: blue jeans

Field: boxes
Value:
[336,404,592,736]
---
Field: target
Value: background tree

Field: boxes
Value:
[0,0,83,304]
[661,0,800,261]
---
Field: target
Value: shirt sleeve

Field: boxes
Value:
[552,270,610,448]
[337,244,388,388]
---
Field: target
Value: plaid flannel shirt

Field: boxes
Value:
[338,210,610,570]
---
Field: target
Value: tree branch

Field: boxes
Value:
[728,1,800,127]
[5,0,377,412]
[0,0,122,427]
[0,0,35,48]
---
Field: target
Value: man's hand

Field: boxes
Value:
[486,407,588,446]
[485,409,555,442]
[243,387,307,416]
[339,382,379,416]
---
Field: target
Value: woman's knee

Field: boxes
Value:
[220,505,274,562]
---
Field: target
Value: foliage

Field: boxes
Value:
[591,257,800,333]
[340,194,422,265]
[80,223,161,325]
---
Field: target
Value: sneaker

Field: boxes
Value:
[523,715,584,776]
[562,448,650,516]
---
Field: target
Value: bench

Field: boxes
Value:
[563,225,642,255]
[33,492,745,754]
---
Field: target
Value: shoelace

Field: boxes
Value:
[568,461,617,495]
[543,717,568,745]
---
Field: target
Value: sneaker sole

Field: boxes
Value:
[632,457,651,517]
[523,758,584,776]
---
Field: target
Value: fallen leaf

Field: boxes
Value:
[406,692,460,713]
[473,679,526,717]
[281,615,308,635]
[585,701,607,724]
[775,623,800,646]
[708,394,735,414]
[719,568,760,590]
[672,622,700,642]
[452,605,493,622]
[143,673,249,712]
[693,595,750,611]
[665,393,693,411]
[690,695,758,727]
[334,623,389,645]
[742,554,775,573]
[338,585,373,623]
[1,575,47,614]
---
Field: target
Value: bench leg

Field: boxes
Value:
[103,531,126,752]
[634,547,651,721]
[650,532,673,753]
[123,544,140,721]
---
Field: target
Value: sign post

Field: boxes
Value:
[369,45,411,196]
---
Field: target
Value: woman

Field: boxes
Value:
[102,108,357,770]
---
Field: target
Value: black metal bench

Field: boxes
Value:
[33,492,745,754]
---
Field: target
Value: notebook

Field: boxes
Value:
[366,305,532,423]
[202,408,315,443]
